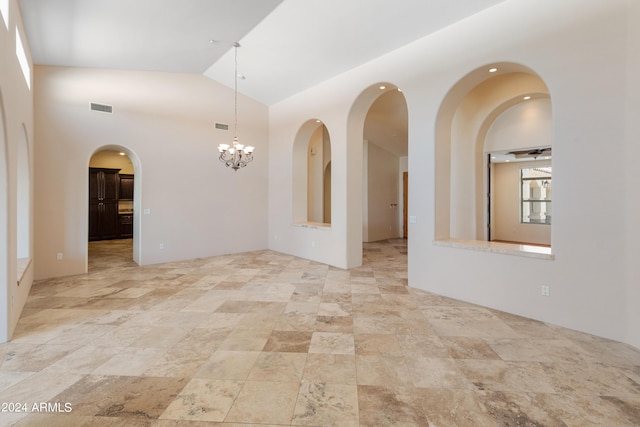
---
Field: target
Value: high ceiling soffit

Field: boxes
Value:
[19,0,507,105]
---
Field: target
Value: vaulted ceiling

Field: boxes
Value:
[19,0,509,157]
[19,0,507,106]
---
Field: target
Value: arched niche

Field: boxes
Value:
[0,90,8,342]
[17,125,30,262]
[292,119,331,225]
[346,82,406,267]
[323,162,331,224]
[435,63,552,246]
[87,145,141,264]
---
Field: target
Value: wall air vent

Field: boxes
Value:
[215,122,229,131]
[90,102,113,113]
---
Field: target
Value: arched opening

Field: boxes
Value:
[362,88,408,243]
[292,119,331,225]
[0,90,8,342]
[346,82,407,267]
[87,147,140,266]
[323,162,331,224]
[435,63,552,249]
[17,125,30,268]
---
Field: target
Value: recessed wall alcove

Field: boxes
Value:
[434,62,553,256]
[292,119,332,226]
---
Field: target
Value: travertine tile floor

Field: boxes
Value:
[1,238,639,426]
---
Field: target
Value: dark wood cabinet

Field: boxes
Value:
[89,168,120,241]
[119,174,134,200]
[118,214,133,238]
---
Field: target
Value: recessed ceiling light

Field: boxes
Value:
[315,119,321,123]
[505,159,510,162]
[489,67,498,73]
[397,88,402,92]
[523,96,531,100]
[491,156,497,159]
[379,85,386,90]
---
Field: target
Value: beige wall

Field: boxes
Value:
[33,66,269,279]
[0,0,34,342]
[90,150,134,174]
[492,160,551,245]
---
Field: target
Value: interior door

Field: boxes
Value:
[403,172,408,238]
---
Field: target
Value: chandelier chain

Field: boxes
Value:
[234,42,238,139]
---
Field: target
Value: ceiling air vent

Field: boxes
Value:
[90,102,113,113]
[215,122,229,131]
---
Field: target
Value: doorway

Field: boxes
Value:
[362,88,408,243]
[88,149,136,265]
[403,172,408,238]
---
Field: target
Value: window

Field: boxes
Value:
[0,0,8,30]
[16,28,31,90]
[521,166,551,224]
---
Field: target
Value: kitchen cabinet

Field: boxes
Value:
[89,168,120,241]
[118,214,133,238]
[119,174,134,200]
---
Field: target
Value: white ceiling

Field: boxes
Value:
[18,0,284,74]
[19,0,507,106]
[19,0,508,158]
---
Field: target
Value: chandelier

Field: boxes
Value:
[217,42,254,171]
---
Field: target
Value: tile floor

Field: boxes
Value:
[1,238,639,426]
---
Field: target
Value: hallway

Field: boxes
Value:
[1,239,639,425]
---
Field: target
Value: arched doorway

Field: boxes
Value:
[346,82,408,267]
[87,146,141,266]
[362,88,408,243]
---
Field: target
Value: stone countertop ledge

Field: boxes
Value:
[434,238,554,260]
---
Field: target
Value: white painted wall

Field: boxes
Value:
[33,66,269,279]
[268,0,640,348]
[624,0,640,352]
[0,0,34,342]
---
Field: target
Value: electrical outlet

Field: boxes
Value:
[541,285,550,297]
[56,253,63,260]
[159,243,164,249]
